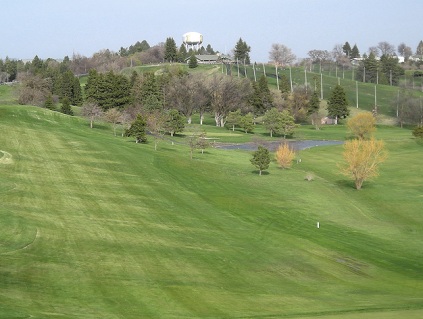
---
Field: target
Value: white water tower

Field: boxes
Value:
[183,32,203,50]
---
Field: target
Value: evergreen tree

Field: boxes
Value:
[125,114,147,143]
[188,54,198,68]
[279,74,290,96]
[279,110,298,138]
[164,109,185,136]
[86,70,130,110]
[415,40,423,57]
[4,57,18,81]
[30,55,44,74]
[72,76,83,105]
[250,75,273,115]
[85,69,101,102]
[178,44,188,62]
[357,52,378,83]
[130,70,139,87]
[234,38,251,64]
[308,90,320,115]
[351,44,360,58]
[343,42,352,57]
[60,96,74,116]
[379,55,404,85]
[258,75,273,107]
[132,72,162,106]
[327,85,349,123]
[164,37,178,62]
[250,146,270,175]
[44,94,55,110]
[206,44,215,54]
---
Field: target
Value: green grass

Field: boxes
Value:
[0,84,18,104]
[0,104,422,318]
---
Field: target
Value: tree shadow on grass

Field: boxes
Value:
[335,179,377,190]
[251,170,270,176]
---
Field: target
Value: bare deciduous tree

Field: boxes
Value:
[17,73,51,106]
[81,102,103,128]
[206,74,251,127]
[397,43,413,61]
[269,44,296,66]
[377,41,396,56]
[104,108,122,136]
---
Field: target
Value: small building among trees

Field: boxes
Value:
[185,54,234,65]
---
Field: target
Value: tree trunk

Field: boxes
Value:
[220,117,225,127]
[259,169,262,176]
[214,113,220,126]
[200,114,204,125]
[270,130,273,138]
[187,116,192,124]
[355,178,364,190]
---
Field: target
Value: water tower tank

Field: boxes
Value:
[183,32,203,47]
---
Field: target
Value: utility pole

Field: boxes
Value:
[275,64,279,91]
[304,67,308,93]
[356,81,359,108]
[289,66,293,93]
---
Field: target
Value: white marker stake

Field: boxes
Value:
[317,222,320,229]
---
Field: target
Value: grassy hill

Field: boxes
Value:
[1,89,423,318]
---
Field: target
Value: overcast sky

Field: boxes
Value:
[2,0,422,62]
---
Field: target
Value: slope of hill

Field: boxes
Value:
[0,103,422,318]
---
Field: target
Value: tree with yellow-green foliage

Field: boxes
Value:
[340,138,387,190]
[275,143,296,169]
[347,112,376,140]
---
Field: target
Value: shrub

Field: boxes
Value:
[412,126,423,138]
[275,143,295,169]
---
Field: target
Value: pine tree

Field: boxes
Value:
[125,114,147,143]
[60,96,74,116]
[234,38,251,65]
[164,37,177,62]
[164,109,185,136]
[132,72,162,106]
[327,85,349,123]
[279,74,290,96]
[416,40,423,57]
[343,42,352,57]
[357,52,378,83]
[250,75,273,115]
[188,54,198,68]
[308,90,320,115]
[178,44,188,62]
[44,95,55,110]
[258,75,273,108]
[206,44,215,54]
[351,44,360,58]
